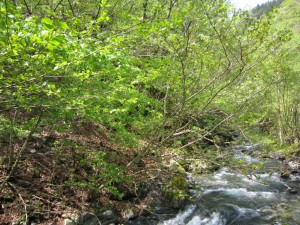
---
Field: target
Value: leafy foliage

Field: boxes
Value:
[0,0,299,216]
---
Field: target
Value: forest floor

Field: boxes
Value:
[0,122,175,224]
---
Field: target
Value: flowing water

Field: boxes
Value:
[159,144,300,225]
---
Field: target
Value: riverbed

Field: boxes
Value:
[160,144,300,225]
[128,144,300,225]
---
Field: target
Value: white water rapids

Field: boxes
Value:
[158,144,300,225]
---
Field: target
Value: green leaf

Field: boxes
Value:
[50,40,60,46]
[56,21,69,30]
[49,83,56,90]
[47,43,56,51]
[42,18,53,25]
[42,18,54,29]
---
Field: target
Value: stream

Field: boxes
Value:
[128,144,300,225]
[160,144,300,225]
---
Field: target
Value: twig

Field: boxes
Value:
[280,181,292,191]
[0,112,43,194]
[67,0,75,17]
[6,182,28,224]
[126,147,151,168]
[18,192,28,224]
[23,0,32,15]
[53,0,64,12]
[32,195,52,204]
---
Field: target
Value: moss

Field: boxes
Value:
[169,160,187,175]
[162,175,188,208]
[176,164,186,174]
[2,194,16,203]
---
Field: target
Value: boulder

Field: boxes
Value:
[121,208,137,221]
[169,160,186,175]
[288,159,300,171]
[162,175,188,208]
[63,210,118,225]
[77,213,100,225]
[63,214,79,225]
[185,159,219,174]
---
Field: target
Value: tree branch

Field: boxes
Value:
[23,0,32,15]
[0,111,43,194]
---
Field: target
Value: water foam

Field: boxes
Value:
[158,205,227,225]
[158,205,196,225]
[186,212,226,225]
[201,212,226,225]
[203,188,275,199]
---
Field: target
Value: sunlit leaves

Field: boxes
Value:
[1,0,293,151]
[42,17,53,29]
[56,21,69,30]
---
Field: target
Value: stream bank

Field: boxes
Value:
[125,143,300,225]
[1,124,299,225]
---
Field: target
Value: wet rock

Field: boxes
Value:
[288,160,300,171]
[186,159,218,174]
[149,190,162,207]
[152,206,179,221]
[64,219,76,225]
[290,170,300,174]
[64,210,118,225]
[63,214,79,225]
[277,155,286,161]
[97,209,118,225]
[77,212,100,225]
[99,209,115,218]
[241,148,254,154]
[289,173,300,182]
[124,206,177,225]
[162,175,188,209]
[288,189,298,194]
[280,172,290,179]
[122,208,137,221]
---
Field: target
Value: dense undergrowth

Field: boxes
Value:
[1,0,299,223]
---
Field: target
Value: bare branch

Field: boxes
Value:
[23,0,32,15]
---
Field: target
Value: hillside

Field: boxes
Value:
[0,0,299,223]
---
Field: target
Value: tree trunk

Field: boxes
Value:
[277,84,284,144]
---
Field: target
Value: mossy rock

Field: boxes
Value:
[187,159,219,174]
[162,175,188,208]
[169,159,187,175]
